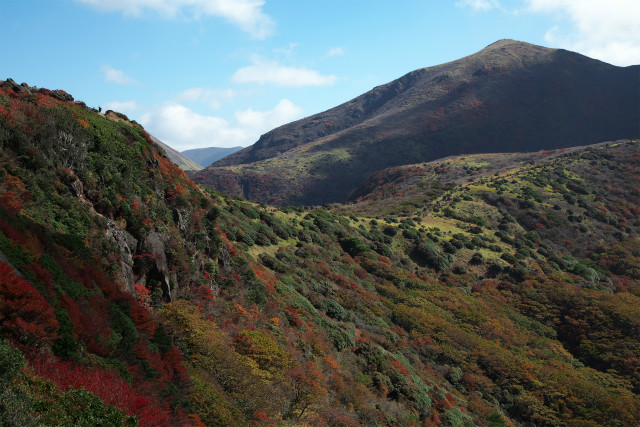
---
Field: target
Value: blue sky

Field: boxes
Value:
[2,0,638,150]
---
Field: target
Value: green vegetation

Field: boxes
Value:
[0,82,639,427]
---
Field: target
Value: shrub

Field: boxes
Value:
[340,237,369,256]
[501,253,517,264]
[382,225,398,237]
[323,299,347,321]
[470,252,484,265]
[411,241,453,271]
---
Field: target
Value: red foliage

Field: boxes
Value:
[0,262,59,348]
[251,411,276,427]
[286,306,304,328]
[60,295,108,355]
[24,261,55,295]
[0,174,32,212]
[30,356,173,427]
[130,302,157,336]
[354,267,368,280]
[163,346,190,385]
[134,282,152,308]
[377,255,392,266]
[252,264,277,292]
[135,340,169,381]
[188,414,207,427]
[391,360,410,377]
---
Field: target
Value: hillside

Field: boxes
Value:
[182,146,243,168]
[102,109,203,171]
[1,80,640,427]
[194,39,639,206]
[151,136,203,171]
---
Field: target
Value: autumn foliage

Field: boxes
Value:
[0,261,59,348]
[1,82,639,427]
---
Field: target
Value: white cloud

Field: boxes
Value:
[176,87,236,109]
[75,0,274,39]
[232,56,338,87]
[102,65,139,85]
[139,99,303,150]
[526,0,640,65]
[102,100,140,115]
[273,42,299,57]
[235,99,303,131]
[328,47,344,57]
[456,0,501,11]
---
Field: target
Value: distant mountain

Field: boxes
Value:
[194,39,639,205]
[150,136,203,171]
[181,146,243,168]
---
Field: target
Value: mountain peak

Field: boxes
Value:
[195,41,638,206]
[482,38,540,50]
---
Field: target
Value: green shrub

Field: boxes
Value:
[323,299,347,321]
[470,252,484,265]
[411,241,453,271]
[340,237,369,256]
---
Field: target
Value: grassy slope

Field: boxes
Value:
[1,83,639,427]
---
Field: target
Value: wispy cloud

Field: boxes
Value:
[232,56,337,87]
[75,0,274,39]
[273,42,299,58]
[455,0,501,12]
[526,0,640,65]
[102,65,139,85]
[328,47,345,57]
[139,99,303,150]
[176,87,236,109]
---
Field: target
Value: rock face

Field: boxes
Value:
[105,220,138,293]
[142,232,178,301]
[195,40,640,206]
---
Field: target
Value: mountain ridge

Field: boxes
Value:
[181,145,243,168]
[195,39,639,206]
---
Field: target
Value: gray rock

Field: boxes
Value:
[142,232,174,301]
[105,219,137,293]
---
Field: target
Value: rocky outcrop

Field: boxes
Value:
[1,78,76,102]
[142,232,178,301]
[105,220,138,293]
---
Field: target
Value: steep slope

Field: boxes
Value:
[151,135,203,171]
[1,80,640,427]
[101,109,203,171]
[195,39,639,205]
[182,145,243,167]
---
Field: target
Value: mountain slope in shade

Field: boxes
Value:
[194,39,639,205]
[151,136,203,171]
[181,145,243,168]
